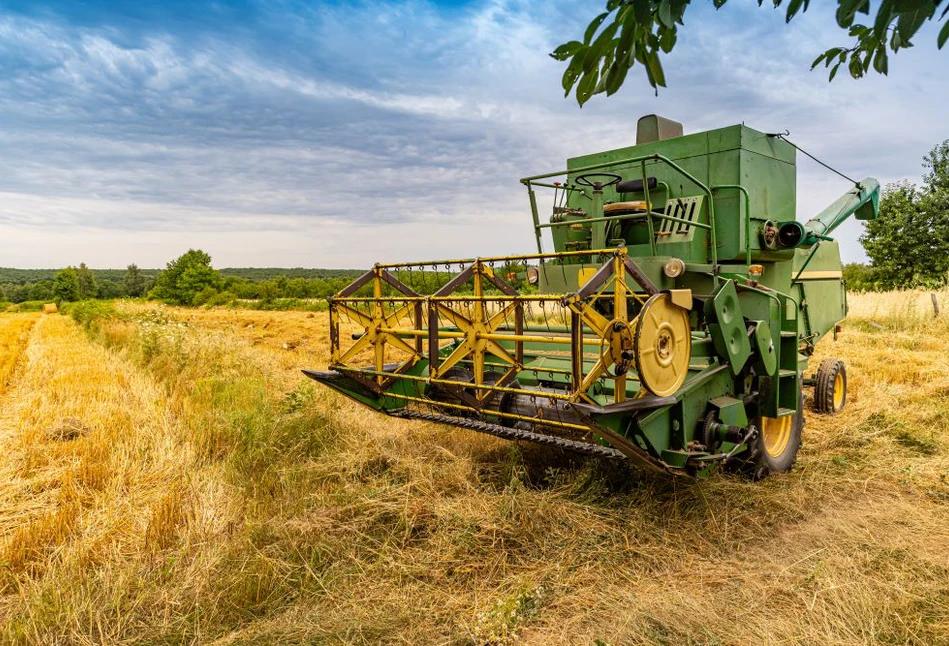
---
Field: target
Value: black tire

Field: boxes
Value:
[738,376,804,480]
[813,358,846,414]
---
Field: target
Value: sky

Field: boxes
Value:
[0,0,946,269]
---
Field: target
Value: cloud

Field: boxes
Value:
[0,0,945,268]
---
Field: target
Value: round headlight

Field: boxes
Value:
[526,266,539,285]
[663,258,685,279]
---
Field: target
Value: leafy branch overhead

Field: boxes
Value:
[553,0,949,106]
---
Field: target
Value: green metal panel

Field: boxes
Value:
[706,280,751,374]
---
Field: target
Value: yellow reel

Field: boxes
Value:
[633,293,692,397]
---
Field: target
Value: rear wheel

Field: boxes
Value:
[813,358,846,414]
[739,376,804,480]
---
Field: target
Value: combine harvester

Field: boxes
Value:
[306,116,878,478]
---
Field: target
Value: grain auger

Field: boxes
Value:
[305,115,878,478]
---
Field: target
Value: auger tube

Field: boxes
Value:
[803,177,880,244]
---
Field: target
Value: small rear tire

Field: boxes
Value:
[813,358,846,414]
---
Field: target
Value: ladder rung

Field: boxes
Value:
[776,408,797,417]
[778,369,796,378]
[780,331,797,338]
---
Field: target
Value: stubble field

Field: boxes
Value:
[0,292,946,645]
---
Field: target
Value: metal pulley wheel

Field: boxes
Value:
[633,293,691,396]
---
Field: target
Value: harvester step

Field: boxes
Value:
[778,369,796,378]
[391,409,627,461]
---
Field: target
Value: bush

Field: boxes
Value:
[204,291,237,307]
[236,298,328,312]
[192,287,219,307]
[65,300,116,331]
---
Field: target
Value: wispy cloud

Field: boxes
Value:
[0,0,945,267]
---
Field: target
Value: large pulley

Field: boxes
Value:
[633,293,692,396]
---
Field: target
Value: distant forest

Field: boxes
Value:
[0,265,365,306]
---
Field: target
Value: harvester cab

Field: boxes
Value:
[305,115,879,479]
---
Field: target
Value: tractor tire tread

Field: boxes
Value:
[814,358,846,414]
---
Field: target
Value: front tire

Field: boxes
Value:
[740,376,804,480]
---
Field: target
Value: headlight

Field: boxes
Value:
[526,266,539,285]
[663,258,685,279]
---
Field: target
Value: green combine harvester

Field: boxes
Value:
[305,115,878,478]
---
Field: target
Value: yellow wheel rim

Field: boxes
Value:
[833,372,844,410]
[761,415,792,458]
[634,293,691,397]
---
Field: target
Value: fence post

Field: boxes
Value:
[932,293,940,318]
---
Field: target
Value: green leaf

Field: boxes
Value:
[829,61,842,81]
[576,69,600,106]
[812,47,842,69]
[551,40,583,62]
[605,60,631,96]
[890,29,902,50]
[836,0,869,28]
[896,4,934,42]
[658,0,674,28]
[872,0,894,40]
[562,50,584,94]
[872,46,888,74]
[786,0,805,23]
[644,51,667,87]
[589,21,620,60]
[584,12,609,45]
[581,42,601,73]
[615,10,639,61]
[659,26,677,53]
[633,0,652,24]
[939,18,949,49]
[848,53,864,78]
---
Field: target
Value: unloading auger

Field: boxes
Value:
[305,115,878,478]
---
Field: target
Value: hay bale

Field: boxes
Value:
[43,303,58,314]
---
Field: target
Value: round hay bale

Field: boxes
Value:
[43,303,59,314]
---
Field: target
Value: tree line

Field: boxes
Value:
[0,256,364,307]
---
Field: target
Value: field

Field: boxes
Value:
[0,293,947,644]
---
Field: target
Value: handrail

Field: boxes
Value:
[711,184,752,265]
[522,153,719,267]
[536,209,711,231]
[372,247,626,270]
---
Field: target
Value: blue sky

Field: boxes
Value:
[0,0,946,269]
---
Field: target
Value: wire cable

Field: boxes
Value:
[768,131,861,187]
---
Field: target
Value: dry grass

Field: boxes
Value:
[0,292,947,644]
[0,314,39,396]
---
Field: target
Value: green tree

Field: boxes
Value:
[861,140,949,289]
[53,267,80,302]
[97,279,125,299]
[149,249,223,305]
[76,263,98,300]
[124,263,146,297]
[556,0,949,105]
